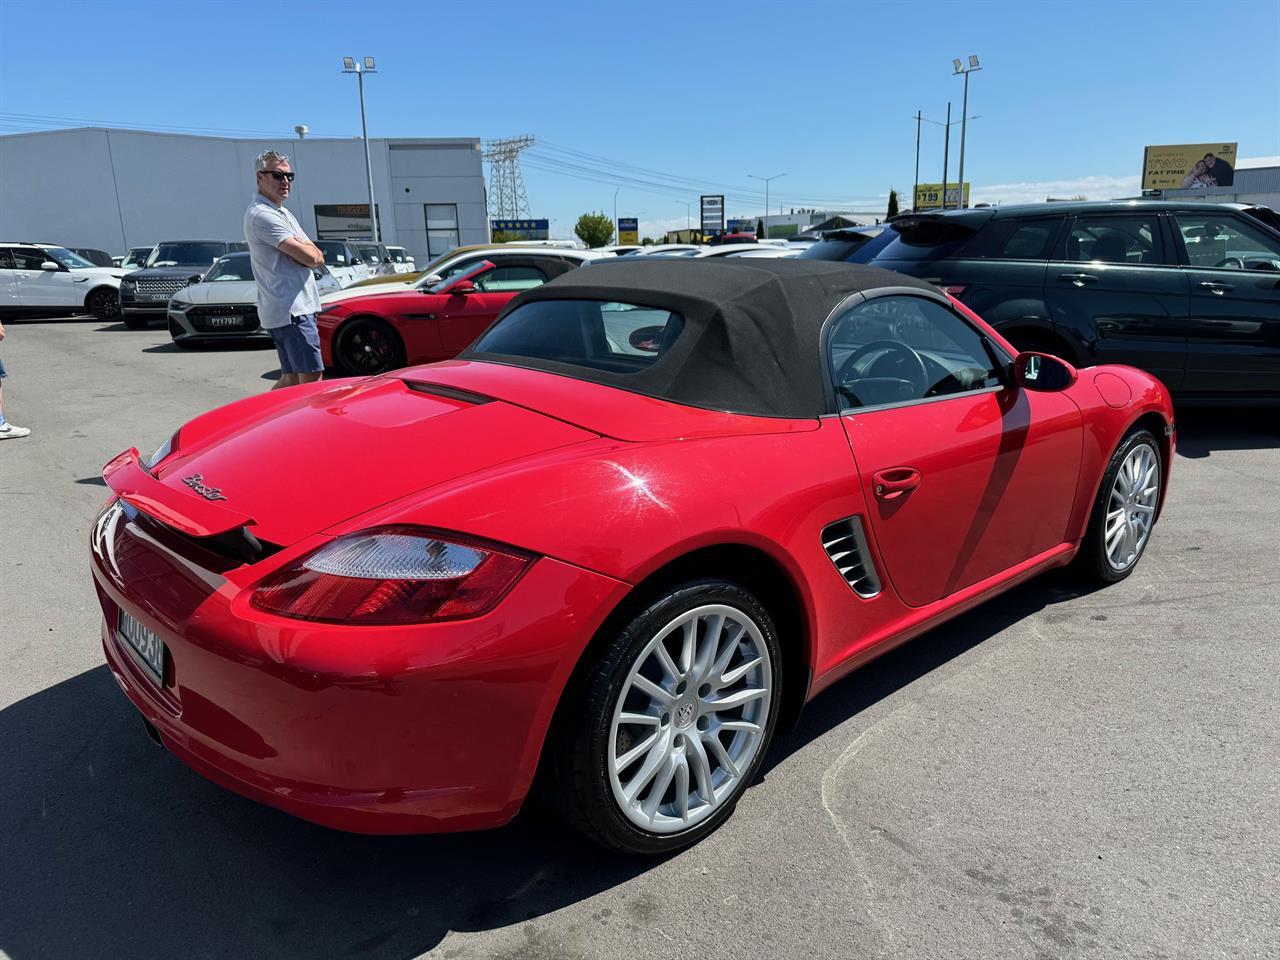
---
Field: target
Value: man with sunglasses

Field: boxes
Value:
[244,150,325,390]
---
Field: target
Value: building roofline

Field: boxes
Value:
[0,126,479,147]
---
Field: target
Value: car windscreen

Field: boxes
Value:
[316,241,352,266]
[471,299,685,372]
[357,245,383,264]
[205,256,254,282]
[147,242,227,267]
[43,247,95,269]
[797,228,892,264]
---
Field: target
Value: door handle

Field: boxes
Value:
[873,467,921,501]
[1057,272,1099,286]
[1198,281,1234,295]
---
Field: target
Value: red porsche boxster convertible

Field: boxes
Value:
[92,260,1173,854]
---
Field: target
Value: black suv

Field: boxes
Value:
[119,240,248,329]
[808,201,1280,399]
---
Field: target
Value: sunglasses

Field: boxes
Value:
[259,170,295,182]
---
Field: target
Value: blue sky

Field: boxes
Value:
[2,0,1278,239]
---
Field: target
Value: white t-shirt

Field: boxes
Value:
[243,193,321,329]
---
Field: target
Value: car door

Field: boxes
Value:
[832,293,1082,607]
[12,248,80,309]
[1044,212,1188,391]
[0,249,18,309]
[437,261,551,353]
[1169,210,1280,395]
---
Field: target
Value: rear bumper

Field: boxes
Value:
[92,517,629,834]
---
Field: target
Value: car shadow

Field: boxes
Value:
[766,567,1101,772]
[4,314,96,325]
[0,666,653,960]
[1172,404,1279,459]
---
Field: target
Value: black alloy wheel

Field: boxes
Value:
[88,287,121,321]
[334,317,406,376]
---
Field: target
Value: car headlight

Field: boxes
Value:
[121,278,136,289]
[169,298,191,312]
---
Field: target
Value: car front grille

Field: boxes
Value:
[134,278,191,297]
[821,516,882,598]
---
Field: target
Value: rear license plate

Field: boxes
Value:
[209,315,244,328]
[117,609,168,685]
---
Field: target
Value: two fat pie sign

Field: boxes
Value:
[182,474,228,502]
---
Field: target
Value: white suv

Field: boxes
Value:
[0,243,127,320]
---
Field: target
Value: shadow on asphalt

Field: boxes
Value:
[74,477,107,486]
[2,570,1099,960]
[1172,404,1279,459]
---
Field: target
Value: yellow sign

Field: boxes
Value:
[619,230,639,244]
[1142,143,1237,190]
[914,182,970,211]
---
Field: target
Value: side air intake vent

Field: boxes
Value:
[821,516,882,599]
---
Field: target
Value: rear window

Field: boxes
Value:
[959,217,1063,260]
[798,228,893,264]
[873,218,978,261]
[471,299,684,373]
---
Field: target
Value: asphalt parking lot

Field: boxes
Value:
[1,315,1277,960]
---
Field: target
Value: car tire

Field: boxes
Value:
[333,317,405,376]
[551,579,782,855]
[1077,428,1162,583]
[87,287,121,321]
[122,313,150,330]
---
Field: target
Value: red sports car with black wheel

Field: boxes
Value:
[318,255,584,376]
[92,259,1174,854]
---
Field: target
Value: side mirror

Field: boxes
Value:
[41,261,61,271]
[449,281,477,295]
[628,325,665,353]
[422,274,442,285]
[188,274,203,285]
[1014,351,1077,391]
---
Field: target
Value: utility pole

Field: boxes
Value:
[941,101,951,211]
[953,55,982,211]
[913,110,921,213]
[747,173,786,238]
[613,187,620,245]
[341,57,379,242]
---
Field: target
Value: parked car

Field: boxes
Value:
[633,244,705,257]
[94,259,1172,853]
[385,246,416,274]
[341,243,503,292]
[166,252,339,347]
[319,254,586,375]
[859,201,1280,399]
[797,225,898,264]
[315,240,376,287]
[320,247,608,307]
[71,247,116,268]
[119,240,248,329]
[119,246,154,271]
[0,242,127,319]
[692,244,795,258]
[352,242,397,277]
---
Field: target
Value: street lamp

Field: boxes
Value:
[341,55,380,242]
[915,107,980,210]
[613,186,621,245]
[747,173,785,238]
[952,54,982,211]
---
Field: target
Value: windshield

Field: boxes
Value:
[427,260,492,293]
[357,245,383,264]
[42,246,95,269]
[205,256,254,282]
[316,241,353,266]
[123,247,153,268]
[146,242,226,267]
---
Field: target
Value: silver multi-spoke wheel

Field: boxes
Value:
[1104,441,1160,572]
[607,604,773,834]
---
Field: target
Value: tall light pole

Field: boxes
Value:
[342,56,380,242]
[952,55,982,211]
[918,107,978,210]
[913,110,921,213]
[748,172,785,238]
[942,101,951,211]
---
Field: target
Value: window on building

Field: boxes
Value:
[426,204,460,258]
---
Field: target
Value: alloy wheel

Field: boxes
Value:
[607,604,773,834]
[339,322,398,375]
[1105,442,1159,571]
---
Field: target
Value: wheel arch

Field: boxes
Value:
[1127,410,1173,520]
[83,284,120,310]
[331,312,405,373]
[533,541,813,796]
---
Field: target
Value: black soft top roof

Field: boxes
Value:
[459,257,940,418]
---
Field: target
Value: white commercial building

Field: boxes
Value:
[0,127,490,264]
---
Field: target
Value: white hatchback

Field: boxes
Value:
[0,243,128,320]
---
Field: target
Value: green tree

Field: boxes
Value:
[887,189,900,219]
[490,230,521,243]
[574,211,614,248]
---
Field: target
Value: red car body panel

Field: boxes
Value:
[92,288,1176,834]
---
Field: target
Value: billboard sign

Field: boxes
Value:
[315,203,382,240]
[700,195,725,236]
[617,217,639,245]
[490,219,550,240]
[913,183,970,212]
[1142,143,1237,190]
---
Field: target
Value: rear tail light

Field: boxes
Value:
[938,284,969,299]
[250,527,533,624]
